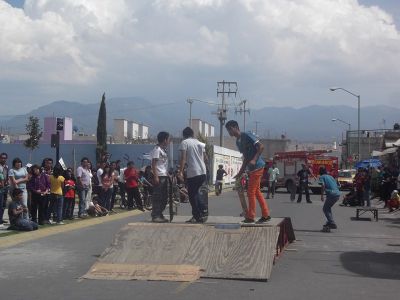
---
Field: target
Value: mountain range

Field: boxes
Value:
[1,97,399,142]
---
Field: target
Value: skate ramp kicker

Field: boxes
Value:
[84,221,283,281]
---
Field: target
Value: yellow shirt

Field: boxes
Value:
[50,175,65,195]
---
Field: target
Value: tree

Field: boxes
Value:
[24,116,43,161]
[96,93,107,163]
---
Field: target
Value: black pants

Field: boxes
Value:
[151,176,168,219]
[297,182,310,202]
[63,197,75,219]
[31,193,47,224]
[126,187,143,209]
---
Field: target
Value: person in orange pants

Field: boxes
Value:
[225,120,270,223]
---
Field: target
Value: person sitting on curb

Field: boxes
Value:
[87,196,109,217]
[388,190,400,212]
[8,188,38,231]
[339,188,358,207]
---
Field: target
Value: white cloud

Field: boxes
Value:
[0,0,399,114]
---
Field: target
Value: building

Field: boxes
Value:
[129,121,139,140]
[191,119,215,137]
[43,116,73,143]
[139,124,149,139]
[113,119,149,143]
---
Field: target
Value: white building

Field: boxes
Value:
[128,121,139,140]
[191,119,215,137]
[139,124,149,139]
[113,119,128,143]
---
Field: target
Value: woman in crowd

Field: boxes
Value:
[9,157,29,220]
[100,164,114,211]
[27,164,50,225]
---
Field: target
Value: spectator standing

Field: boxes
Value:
[354,168,365,206]
[76,157,91,218]
[225,120,271,224]
[27,164,50,225]
[8,157,29,219]
[100,164,114,210]
[110,161,119,212]
[178,127,208,223]
[0,152,9,225]
[49,165,65,225]
[63,170,76,220]
[297,164,313,203]
[8,188,38,231]
[215,164,227,196]
[124,162,144,211]
[150,131,170,223]
[96,161,106,196]
[267,162,280,199]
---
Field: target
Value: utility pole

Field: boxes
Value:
[216,81,237,147]
[235,100,250,131]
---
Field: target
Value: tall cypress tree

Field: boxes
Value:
[96,93,107,163]
[24,115,43,161]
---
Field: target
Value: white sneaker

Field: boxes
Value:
[56,221,65,225]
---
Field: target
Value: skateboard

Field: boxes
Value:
[235,177,248,217]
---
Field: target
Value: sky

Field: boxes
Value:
[0,0,399,115]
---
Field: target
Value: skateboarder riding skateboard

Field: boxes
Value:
[225,120,271,224]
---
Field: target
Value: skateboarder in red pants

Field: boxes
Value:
[225,120,271,224]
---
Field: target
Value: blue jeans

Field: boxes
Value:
[77,187,89,216]
[50,194,64,223]
[364,189,371,207]
[100,188,113,211]
[323,195,340,225]
[13,218,38,231]
[187,174,207,220]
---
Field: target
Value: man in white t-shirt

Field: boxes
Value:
[76,157,91,217]
[178,127,208,223]
[150,131,170,223]
[267,162,280,199]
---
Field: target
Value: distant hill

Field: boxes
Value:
[1,97,399,141]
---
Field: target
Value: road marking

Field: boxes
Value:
[0,210,143,250]
[174,281,192,293]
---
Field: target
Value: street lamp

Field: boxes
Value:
[332,118,351,166]
[330,87,361,161]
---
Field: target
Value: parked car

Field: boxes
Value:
[338,169,356,190]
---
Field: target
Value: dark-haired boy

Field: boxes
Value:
[150,131,170,222]
[8,188,38,231]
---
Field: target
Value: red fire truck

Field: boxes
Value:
[273,150,339,194]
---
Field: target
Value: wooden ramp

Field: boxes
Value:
[84,217,294,282]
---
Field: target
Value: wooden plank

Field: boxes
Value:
[83,263,200,282]
[171,215,285,227]
[87,222,280,281]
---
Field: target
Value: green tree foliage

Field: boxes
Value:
[96,93,107,163]
[24,116,43,152]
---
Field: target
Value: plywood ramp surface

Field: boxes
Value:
[84,222,280,281]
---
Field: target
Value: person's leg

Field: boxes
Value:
[271,181,276,198]
[151,177,168,219]
[297,183,303,202]
[30,193,39,223]
[266,180,271,199]
[105,189,113,211]
[110,187,117,210]
[56,195,64,223]
[15,218,34,231]
[126,187,134,209]
[196,175,208,218]
[21,189,29,220]
[132,187,144,210]
[78,188,88,217]
[252,169,270,218]
[323,195,339,225]
[305,184,311,202]
[246,171,260,221]
[186,176,201,221]
[118,182,126,204]
[364,189,371,207]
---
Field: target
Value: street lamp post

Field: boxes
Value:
[330,87,361,161]
[332,118,351,166]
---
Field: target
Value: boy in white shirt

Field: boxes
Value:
[150,131,170,223]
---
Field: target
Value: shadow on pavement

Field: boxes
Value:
[340,251,400,280]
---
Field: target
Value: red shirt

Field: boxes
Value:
[124,167,139,188]
[64,179,76,198]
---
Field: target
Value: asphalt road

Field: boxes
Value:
[0,188,399,300]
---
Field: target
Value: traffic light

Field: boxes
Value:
[56,117,64,131]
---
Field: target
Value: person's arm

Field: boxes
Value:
[152,158,159,185]
[178,150,187,180]
[76,167,84,188]
[320,184,325,201]
[234,157,249,179]
[248,142,264,167]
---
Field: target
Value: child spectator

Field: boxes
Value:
[49,165,65,225]
[339,188,358,207]
[388,190,400,212]
[8,188,38,231]
[63,169,76,220]
[100,164,114,210]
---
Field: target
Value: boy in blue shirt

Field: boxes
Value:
[319,167,341,231]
